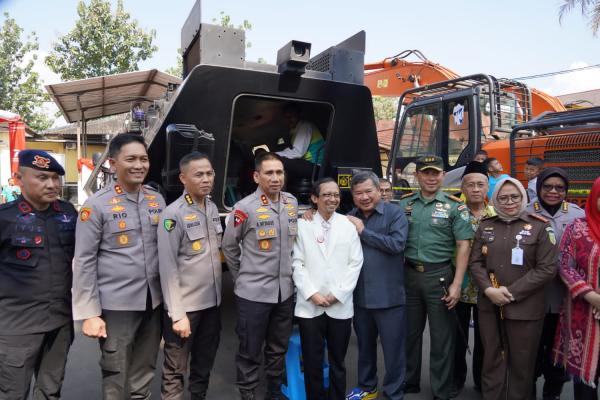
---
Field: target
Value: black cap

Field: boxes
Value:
[462,161,488,178]
[18,150,65,176]
[416,155,444,172]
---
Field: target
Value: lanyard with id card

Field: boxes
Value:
[511,234,524,266]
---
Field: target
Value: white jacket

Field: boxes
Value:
[292,212,363,319]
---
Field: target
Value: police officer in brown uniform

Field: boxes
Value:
[158,152,222,400]
[470,177,557,400]
[0,150,76,400]
[72,134,166,399]
[222,152,298,400]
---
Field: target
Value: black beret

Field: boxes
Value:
[462,161,488,178]
[18,149,65,176]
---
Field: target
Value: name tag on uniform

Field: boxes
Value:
[512,234,524,266]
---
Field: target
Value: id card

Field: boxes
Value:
[511,247,524,266]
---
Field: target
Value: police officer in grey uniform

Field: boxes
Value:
[158,152,222,400]
[72,134,165,399]
[222,152,298,400]
[0,150,76,400]
[527,167,584,399]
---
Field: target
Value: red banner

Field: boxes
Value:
[9,121,26,175]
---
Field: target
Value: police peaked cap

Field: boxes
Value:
[462,161,488,178]
[18,149,65,176]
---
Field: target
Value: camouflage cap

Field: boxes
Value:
[416,155,444,172]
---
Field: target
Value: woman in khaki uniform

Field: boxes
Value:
[470,177,558,400]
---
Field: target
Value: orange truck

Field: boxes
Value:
[364,50,598,200]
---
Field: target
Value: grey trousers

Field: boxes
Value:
[0,322,73,400]
[99,304,162,400]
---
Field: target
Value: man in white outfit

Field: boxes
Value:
[292,177,363,400]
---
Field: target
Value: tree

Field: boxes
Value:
[165,12,260,78]
[0,13,53,131]
[45,0,158,80]
[559,0,600,35]
[372,96,398,121]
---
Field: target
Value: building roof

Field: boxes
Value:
[558,88,600,108]
[41,114,128,138]
[377,119,395,150]
[45,69,181,123]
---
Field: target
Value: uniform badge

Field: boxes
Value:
[118,234,129,246]
[32,155,50,169]
[436,203,444,209]
[164,219,176,232]
[546,227,556,245]
[562,202,569,213]
[482,244,488,256]
[288,211,296,217]
[191,240,202,251]
[112,205,125,212]
[18,201,32,214]
[184,214,197,221]
[268,228,275,236]
[118,220,127,230]
[533,202,541,212]
[257,214,270,220]
[108,197,121,205]
[16,249,31,260]
[458,204,467,211]
[185,194,194,205]
[145,194,157,201]
[444,204,451,209]
[258,229,266,237]
[285,204,295,210]
[114,185,124,195]
[460,210,470,222]
[260,195,269,205]
[256,207,269,213]
[34,235,43,245]
[80,207,92,222]
[152,215,159,225]
[258,239,271,251]
[523,224,532,231]
[234,209,248,227]
[148,201,160,209]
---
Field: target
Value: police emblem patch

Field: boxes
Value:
[184,214,197,221]
[16,249,31,260]
[234,209,248,227]
[32,155,50,169]
[118,234,129,245]
[192,240,202,251]
[258,239,271,251]
[164,219,176,232]
[112,205,125,212]
[148,201,160,209]
[118,220,127,230]
[546,227,556,245]
[257,214,270,220]
[258,229,266,237]
[80,207,92,222]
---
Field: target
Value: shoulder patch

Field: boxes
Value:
[448,194,463,203]
[482,214,498,221]
[528,213,549,223]
[234,209,248,227]
[163,218,176,232]
[79,207,92,222]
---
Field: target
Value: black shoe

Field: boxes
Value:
[404,384,421,394]
[240,389,255,400]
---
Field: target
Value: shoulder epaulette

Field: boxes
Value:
[529,213,549,223]
[448,194,463,203]
[400,192,415,199]
[143,184,159,192]
[481,214,497,221]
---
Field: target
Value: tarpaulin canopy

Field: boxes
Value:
[0,110,26,174]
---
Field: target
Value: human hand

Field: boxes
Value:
[325,294,339,305]
[346,216,365,234]
[309,293,331,307]
[584,291,600,310]
[302,209,315,221]
[82,316,107,338]
[443,281,461,309]
[173,316,192,338]
[484,286,513,306]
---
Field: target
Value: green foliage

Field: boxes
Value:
[165,48,183,78]
[45,0,158,80]
[372,96,399,121]
[0,13,53,131]
[559,0,600,35]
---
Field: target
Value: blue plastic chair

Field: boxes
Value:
[281,328,330,400]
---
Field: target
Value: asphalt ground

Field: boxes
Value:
[59,273,578,399]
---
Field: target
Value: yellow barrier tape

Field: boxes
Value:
[392,187,591,195]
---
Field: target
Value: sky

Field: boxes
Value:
[2,0,600,123]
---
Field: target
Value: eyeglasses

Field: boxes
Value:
[496,194,522,205]
[320,192,340,199]
[541,184,566,193]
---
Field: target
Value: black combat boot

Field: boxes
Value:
[240,389,256,400]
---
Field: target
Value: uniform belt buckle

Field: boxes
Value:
[415,264,425,273]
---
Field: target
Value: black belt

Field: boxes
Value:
[406,259,450,273]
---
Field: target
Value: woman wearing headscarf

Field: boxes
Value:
[527,167,585,398]
[552,177,600,399]
[470,177,558,400]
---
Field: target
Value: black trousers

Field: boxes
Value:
[454,301,483,390]
[161,307,221,400]
[0,322,73,400]
[354,305,406,400]
[297,314,352,400]
[99,303,162,400]
[535,313,568,396]
[235,295,294,391]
